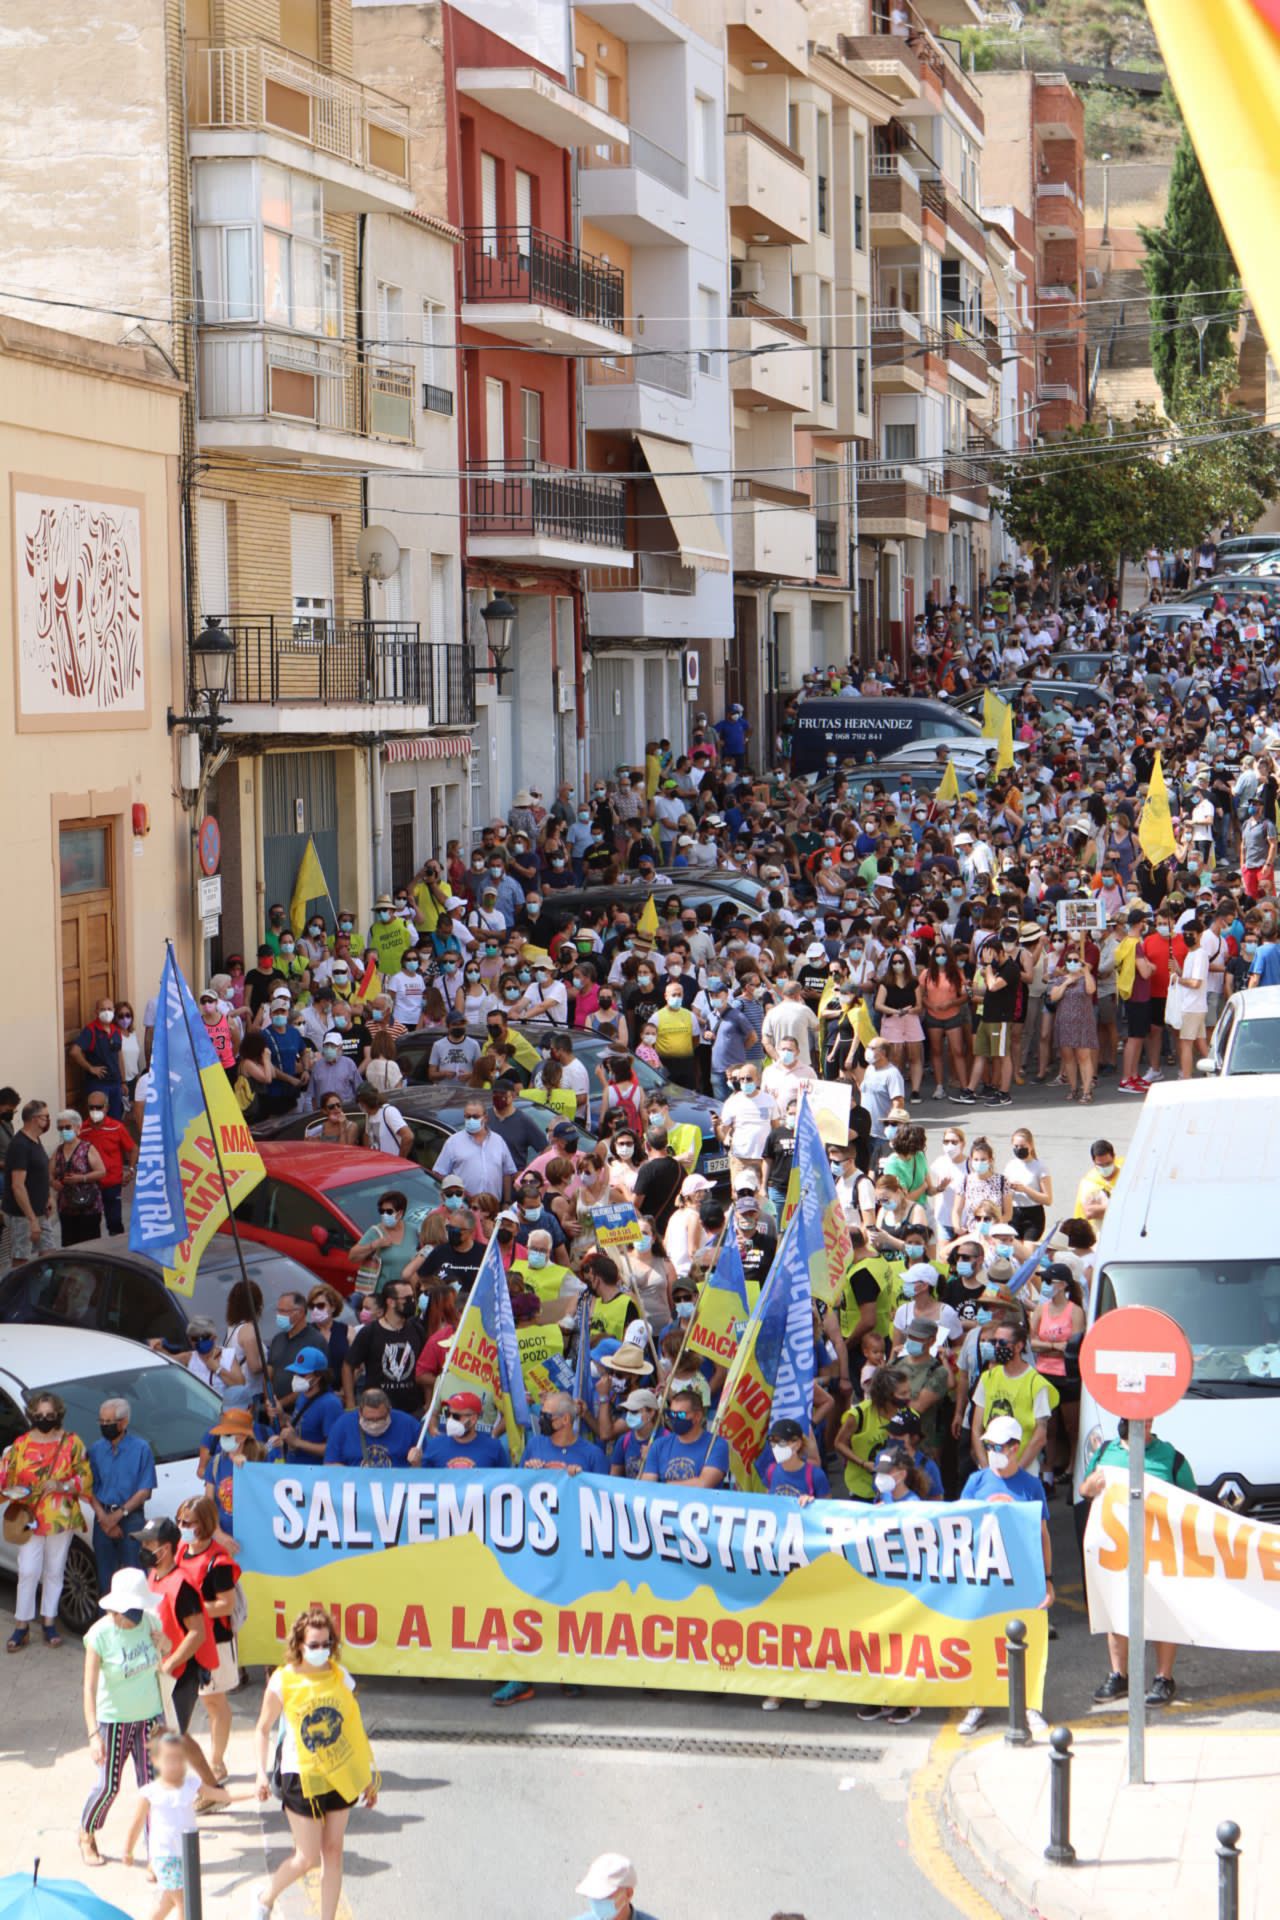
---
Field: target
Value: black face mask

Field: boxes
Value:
[30,1413,58,1433]
[1012,1145,1030,1160]
[446,1226,463,1246]
[993,1340,1015,1365]
[138,1546,160,1569]
[122,1608,145,1626]
[537,1411,558,1437]
[99,1421,121,1443]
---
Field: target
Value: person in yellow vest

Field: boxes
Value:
[510,1287,568,1404]
[253,1604,377,1920]
[653,981,701,1090]
[509,1227,575,1306]
[581,1250,640,1346]
[366,895,414,977]
[968,1315,1059,1481]
[411,860,449,936]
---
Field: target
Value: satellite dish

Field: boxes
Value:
[356,524,402,582]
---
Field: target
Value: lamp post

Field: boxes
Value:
[168,615,237,976]
[475,593,517,690]
[1191,312,1212,379]
[1100,152,1112,248]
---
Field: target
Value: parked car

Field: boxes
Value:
[1197,986,1280,1078]
[872,734,1027,772]
[218,1142,440,1290]
[1044,651,1129,685]
[0,1326,221,1631]
[789,696,982,776]
[1213,534,1280,568]
[952,680,1109,716]
[0,1236,314,1349]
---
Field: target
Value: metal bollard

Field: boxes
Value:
[1004,1618,1031,1746]
[1044,1727,1076,1864]
[1216,1821,1241,1920]
[183,1828,204,1920]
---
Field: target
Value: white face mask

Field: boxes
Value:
[290,1376,314,1396]
[986,1448,1010,1471]
[309,1306,331,1324]
[444,1416,468,1440]
[771,1443,796,1465]
[874,1471,897,1495]
[302,1645,331,1669]
[221,1436,241,1455]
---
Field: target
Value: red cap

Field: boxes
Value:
[444,1392,483,1414]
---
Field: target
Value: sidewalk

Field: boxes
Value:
[0,1646,316,1920]
[943,1720,1278,1920]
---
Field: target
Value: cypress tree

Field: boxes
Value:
[1140,127,1239,413]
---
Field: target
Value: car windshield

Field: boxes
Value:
[335,1171,437,1235]
[1098,1263,1280,1392]
[48,1363,223,1464]
[1227,1019,1280,1075]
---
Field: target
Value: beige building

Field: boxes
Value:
[0,317,187,1107]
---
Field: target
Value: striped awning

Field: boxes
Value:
[383,735,473,763]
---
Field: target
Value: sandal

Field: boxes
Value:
[6,1627,29,1654]
[78,1831,105,1869]
[41,1623,63,1648]
[211,1762,229,1785]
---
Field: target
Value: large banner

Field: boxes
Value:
[1085,1471,1280,1650]
[235,1466,1048,1707]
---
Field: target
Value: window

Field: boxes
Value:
[694,93,717,186]
[856,295,869,414]
[421,299,451,411]
[279,0,320,60]
[514,169,533,251]
[192,159,335,335]
[818,282,833,404]
[322,250,342,339]
[884,423,917,459]
[480,153,498,254]
[854,134,867,252]
[593,71,613,161]
[521,387,543,463]
[485,377,505,461]
[291,511,333,632]
[196,498,228,621]
[430,555,452,645]
[375,280,402,354]
[816,111,830,235]
[697,286,720,376]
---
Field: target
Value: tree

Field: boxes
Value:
[994,421,1149,585]
[1141,128,1240,412]
[1165,362,1280,533]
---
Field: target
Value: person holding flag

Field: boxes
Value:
[712,1210,815,1491]
[426,1227,532,1464]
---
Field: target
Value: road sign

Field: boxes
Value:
[201,913,219,938]
[1080,1304,1194,1789]
[1079,1305,1193,1421]
[198,816,221,876]
[198,875,222,918]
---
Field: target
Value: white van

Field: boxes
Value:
[1074,1078,1280,1517]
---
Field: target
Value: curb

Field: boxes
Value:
[941,1739,1092,1920]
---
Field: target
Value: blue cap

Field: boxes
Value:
[291,1347,328,1373]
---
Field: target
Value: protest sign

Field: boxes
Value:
[235,1465,1047,1708]
[591,1203,643,1250]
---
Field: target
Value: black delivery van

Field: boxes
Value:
[789,696,982,776]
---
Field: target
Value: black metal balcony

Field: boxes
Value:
[467,462,627,551]
[218,617,474,723]
[462,227,625,331]
[816,519,840,575]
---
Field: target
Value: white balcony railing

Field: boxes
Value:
[1038,381,1079,402]
[1036,181,1081,208]
[198,326,414,443]
[871,306,923,341]
[871,152,920,190]
[579,127,688,195]
[189,41,410,183]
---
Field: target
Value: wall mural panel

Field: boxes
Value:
[13,483,147,723]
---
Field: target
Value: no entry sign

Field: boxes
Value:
[1080,1305,1194,1421]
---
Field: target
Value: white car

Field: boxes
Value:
[876,733,1026,772]
[0,1326,222,1632]
[1198,985,1280,1077]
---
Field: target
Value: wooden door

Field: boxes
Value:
[60,820,118,1101]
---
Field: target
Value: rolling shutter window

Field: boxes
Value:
[290,511,333,613]
[196,497,228,620]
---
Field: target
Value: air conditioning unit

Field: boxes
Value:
[732,260,765,297]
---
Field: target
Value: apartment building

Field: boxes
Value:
[980,69,1087,437]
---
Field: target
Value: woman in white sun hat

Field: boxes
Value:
[79,1565,165,1866]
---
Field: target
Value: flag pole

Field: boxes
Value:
[166,940,278,1434]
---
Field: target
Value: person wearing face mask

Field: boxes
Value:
[434,1100,517,1204]
[342,1278,424,1414]
[200,1408,266,1530]
[324,1386,420,1469]
[954,1413,1054,1734]
[606,1389,662,1480]
[652,982,700,1090]
[259,1000,312,1116]
[51,1107,106,1246]
[959,1136,1012,1230]
[928,1125,968,1238]
[253,1605,378,1920]
[760,1026,816,1110]
[1072,1136,1124,1217]
[509,1225,573,1302]
[484,1076,545,1172]
[77,1566,166,1866]
[570,1850,657,1920]
[266,1292,315,1405]
[135,1518,220,1789]
[716,1065,778,1197]
[383,945,427,1028]
[2,1389,92,1653]
[641,1388,728,1488]
[969,1318,1057,1480]
[87,1396,156,1590]
[1029,1261,1084,1477]
[763,1417,829,1503]
[409,1204,486,1304]
[1046,929,1098,1102]
[269,1350,343,1465]
[306,1033,363,1111]
[366,892,415,977]
[415,1389,505,1470]
[70,997,126,1119]
[175,1494,244,1784]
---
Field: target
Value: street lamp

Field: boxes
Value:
[167,614,235,740]
[475,593,517,690]
[1191,312,1212,378]
[1100,152,1112,247]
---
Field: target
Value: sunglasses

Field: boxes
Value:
[323,1103,343,1114]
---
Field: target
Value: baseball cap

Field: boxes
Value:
[440,1174,465,1194]
[770,1418,805,1444]
[576,1856,637,1900]
[805,940,827,961]
[291,1346,328,1374]
[984,1414,1024,1447]
[444,1391,483,1415]
[621,1388,661,1412]
[322,1029,345,1047]
[1040,1261,1074,1288]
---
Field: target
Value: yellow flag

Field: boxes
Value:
[1148,0,1280,369]
[1138,751,1178,865]
[937,759,960,806]
[854,997,877,1049]
[981,688,1004,741]
[289,835,330,935]
[637,892,659,938]
[994,698,1015,775]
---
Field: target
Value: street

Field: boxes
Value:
[16,1078,1277,1920]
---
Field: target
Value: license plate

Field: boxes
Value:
[702,1155,729,1174]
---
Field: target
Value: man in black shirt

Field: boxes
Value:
[633,1128,683,1231]
[488,1079,546,1170]
[957,930,1019,1107]
[417,1209,486,1302]
[2,1099,54,1263]
[342,1282,425,1413]
[243,946,279,1014]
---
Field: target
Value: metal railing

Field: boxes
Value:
[579,126,688,194]
[588,552,696,594]
[725,114,806,171]
[422,382,453,416]
[584,348,691,396]
[217,617,474,720]
[815,519,839,573]
[468,461,627,549]
[730,296,808,341]
[462,228,625,331]
[1038,381,1079,401]
[188,41,409,182]
[197,326,414,443]
[1037,283,1078,301]
[1037,180,1081,207]
[872,151,921,189]
[871,306,922,339]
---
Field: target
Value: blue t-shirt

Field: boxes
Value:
[960,1467,1050,1522]
[265,1024,309,1075]
[915,1453,945,1501]
[1251,941,1280,986]
[324,1407,420,1468]
[874,1487,921,1504]
[287,1390,344,1463]
[519,1433,608,1475]
[418,1432,507,1470]
[763,1458,830,1501]
[644,1428,730,1484]
[610,1429,651,1479]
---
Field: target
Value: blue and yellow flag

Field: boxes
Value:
[130,948,265,1296]
[434,1232,532,1461]
[686,1231,750,1372]
[712,1215,815,1489]
[790,1090,852,1304]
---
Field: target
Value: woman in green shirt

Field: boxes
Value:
[882,1123,929,1212]
[79,1566,166,1865]
[346,1189,418,1287]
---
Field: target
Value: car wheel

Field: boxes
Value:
[59,1537,100,1635]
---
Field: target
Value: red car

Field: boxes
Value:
[219,1143,440,1294]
